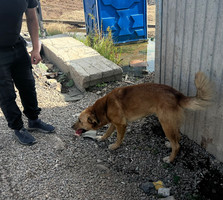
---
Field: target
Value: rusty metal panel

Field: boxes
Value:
[155,0,223,162]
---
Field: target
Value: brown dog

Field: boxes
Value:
[72,72,213,163]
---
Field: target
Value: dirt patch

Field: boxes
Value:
[40,0,84,21]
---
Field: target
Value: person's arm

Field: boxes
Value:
[25,8,41,65]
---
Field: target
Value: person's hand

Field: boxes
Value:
[30,49,41,65]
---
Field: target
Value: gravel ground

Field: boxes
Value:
[0,64,223,200]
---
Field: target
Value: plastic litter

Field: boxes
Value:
[153,180,164,190]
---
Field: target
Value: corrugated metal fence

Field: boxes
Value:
[155,0,223,162]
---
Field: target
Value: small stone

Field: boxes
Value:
[68,87,83,97]
[54,136,66,151]
[46,79,58,88]
[96,164,110,172]
[140,182,156,195]
[63,94,84,102]
[158,187,171,197]
[56,82,62,92]
[142,70,148,75]
[46,63,54,71]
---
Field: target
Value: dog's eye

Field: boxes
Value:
[78,118,82,124]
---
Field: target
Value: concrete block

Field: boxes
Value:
[41,34,123,91]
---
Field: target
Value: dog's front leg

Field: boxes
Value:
[109,124,126,150]
[97,124,115,141]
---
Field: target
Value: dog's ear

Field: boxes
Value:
[87,114,99,127]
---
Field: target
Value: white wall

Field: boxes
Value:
[155,0,223,162]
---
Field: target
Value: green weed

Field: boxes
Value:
[96,82,107,87]
[173,174,181,185]
[75,14,122,65]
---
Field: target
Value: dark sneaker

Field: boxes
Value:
[14,128,37,145]
[28,119,55,133]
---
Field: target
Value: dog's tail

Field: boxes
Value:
[180,71,213,110]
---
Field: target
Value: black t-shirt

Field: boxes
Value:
[0,0,38,47]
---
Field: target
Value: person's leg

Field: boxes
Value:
[0,46,36,145]
[12,41,41,120]
[0,47,24,130]
[12,41,55,133]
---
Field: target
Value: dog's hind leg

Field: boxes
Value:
[97,124,115,141]
[109,124,126,150]
[159,120,181,163]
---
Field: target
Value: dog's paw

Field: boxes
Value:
[96,136,104,141]
[165,141,171,148]
[108,143,119,150]
[163,156,171,163]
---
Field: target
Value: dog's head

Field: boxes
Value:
[71,108,100,136]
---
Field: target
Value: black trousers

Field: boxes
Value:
[0,39,41,130]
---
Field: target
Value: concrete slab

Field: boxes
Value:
[41,34,123,91]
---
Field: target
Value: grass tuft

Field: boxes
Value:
[44,23,69,36]
[75,14,121,65]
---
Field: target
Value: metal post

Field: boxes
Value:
[36,0,47,37]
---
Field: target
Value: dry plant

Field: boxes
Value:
[78,14,121,64]
[44,23,71,36]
